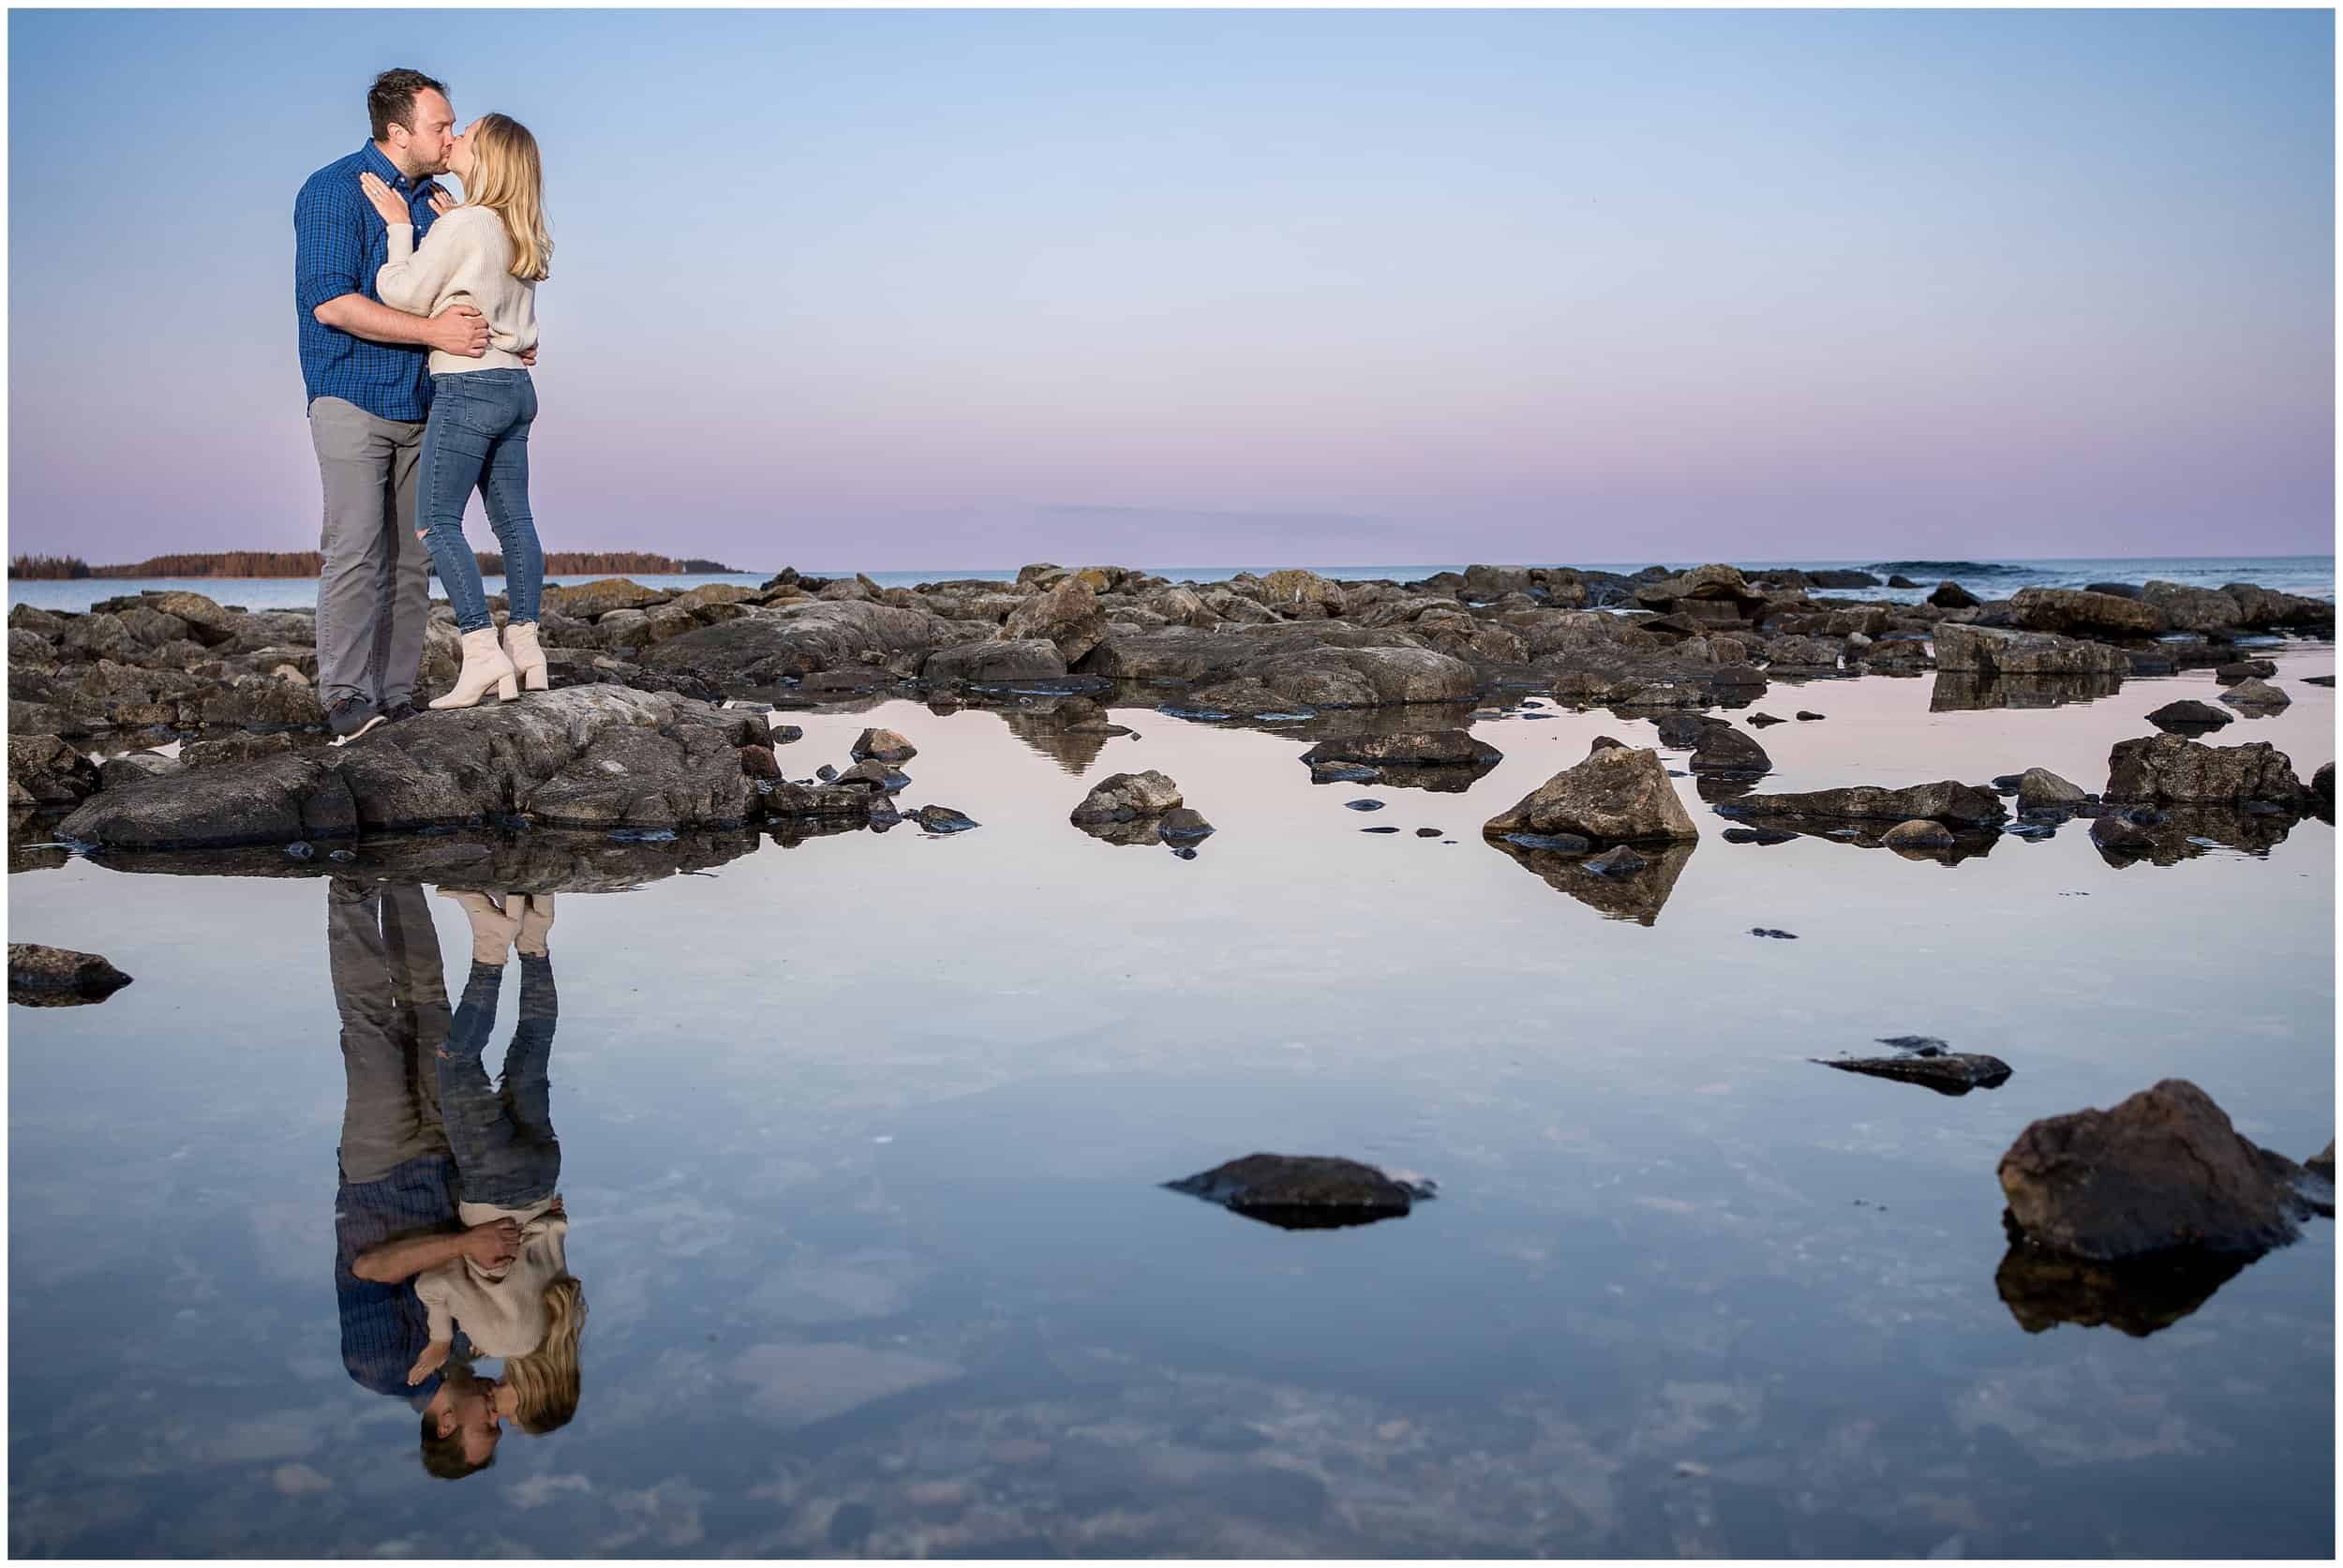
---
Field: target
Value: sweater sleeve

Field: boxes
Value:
[375,211,473,315]
[416,1265,456,1344]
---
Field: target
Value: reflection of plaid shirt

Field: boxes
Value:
[335,1151,469,1409]
[293,142,444,421]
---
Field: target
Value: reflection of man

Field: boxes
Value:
[327,879,518,1478]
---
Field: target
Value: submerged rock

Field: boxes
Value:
[1998,1079,2325,1261]
[1816,1052,2011,1095]
[8,942,133,1006]
[1164,1153,1435,1230]
[1481,745,1699,844]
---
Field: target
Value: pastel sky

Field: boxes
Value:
[7,7,2335,572]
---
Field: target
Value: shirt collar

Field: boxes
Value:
[359,141,413,193]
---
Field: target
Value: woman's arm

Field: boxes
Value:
[374,215,472,316]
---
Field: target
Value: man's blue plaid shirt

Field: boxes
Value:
[294,142,445,422]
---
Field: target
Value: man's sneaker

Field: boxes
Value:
[381,698,422,725]
[327,695,386,746]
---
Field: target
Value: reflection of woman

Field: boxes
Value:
[361,112,552,709]
[408,890,586,1434]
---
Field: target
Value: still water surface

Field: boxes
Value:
[8,651,2335,1556]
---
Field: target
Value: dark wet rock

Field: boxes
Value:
[833,759,909,792]
[1999,1079,2324,1261]
[814,764,839,782]
[2015,768,2089,813]
[1487,835,1694,924]
[1414,827,1441,837]
[8,734,102,809]
[1723,827,1798,845]
[1745,712,1786,727]
[1816,1052,2011,1095]
[1718,779,2006,828]
[2218,677,2289,709]
[1931,621,2129,678]
[2306,674,2336,688]
[1887,574,1919,589]
[1482,745,1698,844]
[1070,769,1183,826]
[97,751,183,791]
[1165,1153,1434,1230]
[911,804,979,834]
[2312,763,2334,819]
[1499,830,1590,854]
[921,637,1069,685]
[1156,806,1215,841]
[2103,734,2303,806]
[1687,722,1771,775]
[1581,844,1648,875]
[1881,818,1958,854]
[849,726,918,762]
[1795,710,1825,722]
[2145,698,2232,733]
[1750,927,1798,939]
[9,942,133,1005]
[2008,587,2164,637]
[1298,730,1500,771]
[2088,808,2158,856]
[1360,824,1400,833]
[57,686,767,849]
[2214,659,2278,684]
[1928,580,1979,609]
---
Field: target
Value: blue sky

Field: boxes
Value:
[7,7,2334,570]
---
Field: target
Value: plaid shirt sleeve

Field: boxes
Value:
[294,172,366,318]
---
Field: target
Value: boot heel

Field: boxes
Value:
[523,666,549,693]
[498,674,519,701]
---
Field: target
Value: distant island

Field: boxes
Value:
[9,549,739,580]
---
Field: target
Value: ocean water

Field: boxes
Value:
[6,636,2335,1556]
[7,555,2334,616]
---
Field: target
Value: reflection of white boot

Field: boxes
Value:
[429,627,518,709]
[501,620,549,692]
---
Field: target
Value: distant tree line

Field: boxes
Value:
[12,548,738,579]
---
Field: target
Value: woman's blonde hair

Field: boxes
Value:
[464,112,552,282]
[502,1274,587,1434]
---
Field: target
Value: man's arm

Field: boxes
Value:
[313,291,486,354]
[351,1217,517,1282]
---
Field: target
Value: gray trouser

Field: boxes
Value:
[310,396,429,709]
[330,880,453,1184]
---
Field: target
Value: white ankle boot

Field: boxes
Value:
[501,620,549,692]
[430,627,518,709]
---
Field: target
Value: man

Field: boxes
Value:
[327,877,520,1479]
[294,68,529,743]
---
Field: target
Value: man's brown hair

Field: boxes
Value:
[368,68,449,142]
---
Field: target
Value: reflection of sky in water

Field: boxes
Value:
[8,650,2335,1556]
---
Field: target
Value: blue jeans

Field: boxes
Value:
[440,954,561,1211]
[416,369,543,635]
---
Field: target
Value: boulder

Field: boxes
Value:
[1931,621,2130,677]
[2015,768,2089,812]
[1687,723,1771,775]
[7,734,100,808]
[2139,581,2246,633]
[2214,659,2278,684]
[541,577,673,618]
[850,726,918,763]
[1482,745,1698,844]
[1633,563,1766,612]
[1999,1080,2323,1260]
[2145,698,2232,733]
[910,804,979,834]
[8,943,133,1003]
[1882,818,1958,853]
[1928,580,1979,609]
[1297,731,1500,769]
[1721,780,2007,827]
[1000,576,1109,663]
[1238,646,1476,709]
[57,685,766,848]
[2313,762,2334,817]
[2008,587,2165,637]
[921,638,1068,685]
[1069,769,1183,826]
[2103,734,2303,806]
[2219,678,2289,709]
[1164,1153,1433,1229]
[1157,806,1215,841]
[1256,568,1348,616]
[197,679,327,731]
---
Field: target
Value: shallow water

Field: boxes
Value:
[7,649,2336,1557]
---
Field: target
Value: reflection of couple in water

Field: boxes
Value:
[328,880,585,1480]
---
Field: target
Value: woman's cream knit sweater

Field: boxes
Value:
[378,205,540,376]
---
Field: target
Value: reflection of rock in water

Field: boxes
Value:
[998,709,1112,776]
[1994,1218,2248,1337]
[1710,816,2001,862]
[8,809,71,874]
[1694,772,1760,804]
[1485,836,1695,925]
[71,827,768,892]
[1929,672,2126,712]
[1149,695,1485,747]
[2091,804,2300,867]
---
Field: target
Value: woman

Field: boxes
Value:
[361,112,552,708]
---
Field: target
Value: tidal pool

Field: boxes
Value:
[8,650,2335,1557]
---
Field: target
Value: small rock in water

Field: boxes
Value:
[328,849,357,862]
[2220,678,2289,709]
[1309,760,1381,784]
[1882,819,1957,853]
[2145,698,2232,733]
[1165,1153,1436,1230]
[1750,927,1798,940]
[1817,1052,2012,1096]
[1581,844,1649,875]
[1071,769,1183,825]
[1746,712,1787,728]
[912,804,979,834]
[1344,799,1385,812]
[1795,710,1826,722]
[2214,659,2277,684]
[285,841,315,860]
[815,763,840,782]
[1157,806,1215,841]
[2016,768,2089,813]
[2090,810,2159,854]
[849,725,918,762]
[1361,825,1401,833]
[1169,844,1200,859]
[1723,827,1798,845]
[866,797,903,829]
[1415,827,1441,837]
[2304,675,2336,688]
[8,943,134,1005]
